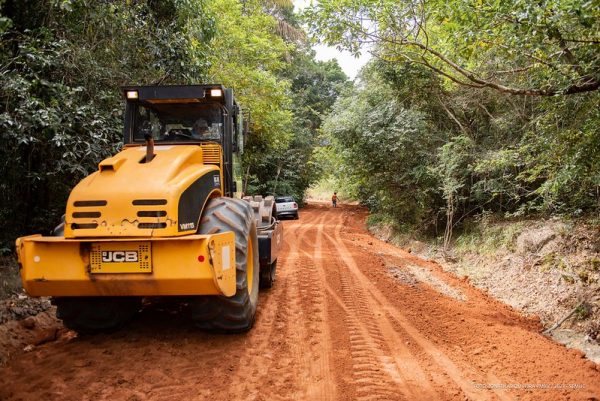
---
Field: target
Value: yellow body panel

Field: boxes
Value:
[64,144,223,238]
[16,233,236,297]
[15,142,236,298]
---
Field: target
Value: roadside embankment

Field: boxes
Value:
[368,216,600,363]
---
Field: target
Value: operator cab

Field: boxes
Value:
[121,84,243,148]
[121,84,245,197]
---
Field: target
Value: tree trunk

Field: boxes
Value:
[443,192,454,255]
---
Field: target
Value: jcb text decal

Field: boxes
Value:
[102,251,139,263]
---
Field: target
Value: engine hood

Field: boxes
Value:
[64,144,223,238]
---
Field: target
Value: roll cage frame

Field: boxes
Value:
[121,84,244,197]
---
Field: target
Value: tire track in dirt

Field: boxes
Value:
[226,208,339,401]
[325,214,513,401]
[284,211,337,401]
[317,211,439,401]
[2,203,600,401]
[226,210,321,400]
[294,213,337,400]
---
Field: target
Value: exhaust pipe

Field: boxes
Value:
[144,134,155,163]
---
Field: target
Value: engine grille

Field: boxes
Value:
[200,143,221,165]
[69,199,169,232]
[70,200,106,231]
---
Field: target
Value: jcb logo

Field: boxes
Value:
[102,251,138,263]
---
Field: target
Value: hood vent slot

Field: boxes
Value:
[137,211,167,217]
[133,199,167,206]
[73,212,101,218]
[138,222,166,229]
[74,200,107,207]
[71,223,98,230]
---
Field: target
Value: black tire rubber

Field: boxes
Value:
[53,297,141,334]
[259,260,277,289]
[191,197,260,333]
[294,212,299,220]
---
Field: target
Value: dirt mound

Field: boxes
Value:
[0,306,63,366]
[0,258,63,366]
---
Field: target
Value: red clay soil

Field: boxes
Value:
[1,204,599,401]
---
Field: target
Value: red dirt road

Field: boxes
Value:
[1,204,599,401]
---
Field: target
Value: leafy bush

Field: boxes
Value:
[0,0,213,246]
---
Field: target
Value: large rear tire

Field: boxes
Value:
[53,297,141,334]
[191,198,260,333]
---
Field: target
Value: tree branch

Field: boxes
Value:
[437,95,470,136]
[338,14,600,96]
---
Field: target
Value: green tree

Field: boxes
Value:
[247,47,349,201]
[305,0,600,96]
[323,66,441,226]
[0,0,214,246]
[312,0,600,242]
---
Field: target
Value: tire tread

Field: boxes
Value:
[191,197,259,333]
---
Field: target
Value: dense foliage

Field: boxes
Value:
[306,0,600,96]
[0,0,346,247]
[310,0,599,243]
[0,0,215,247]
[2,0,598,251]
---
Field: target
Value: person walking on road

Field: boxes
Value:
[332,192,338,208]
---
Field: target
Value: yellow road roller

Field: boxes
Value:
[16,85,282,333]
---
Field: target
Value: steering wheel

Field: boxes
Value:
[166,129,192,140]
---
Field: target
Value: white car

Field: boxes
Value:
[275,196,299,219]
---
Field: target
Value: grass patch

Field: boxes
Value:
[365,212,393,228]
[454,218,525,255]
